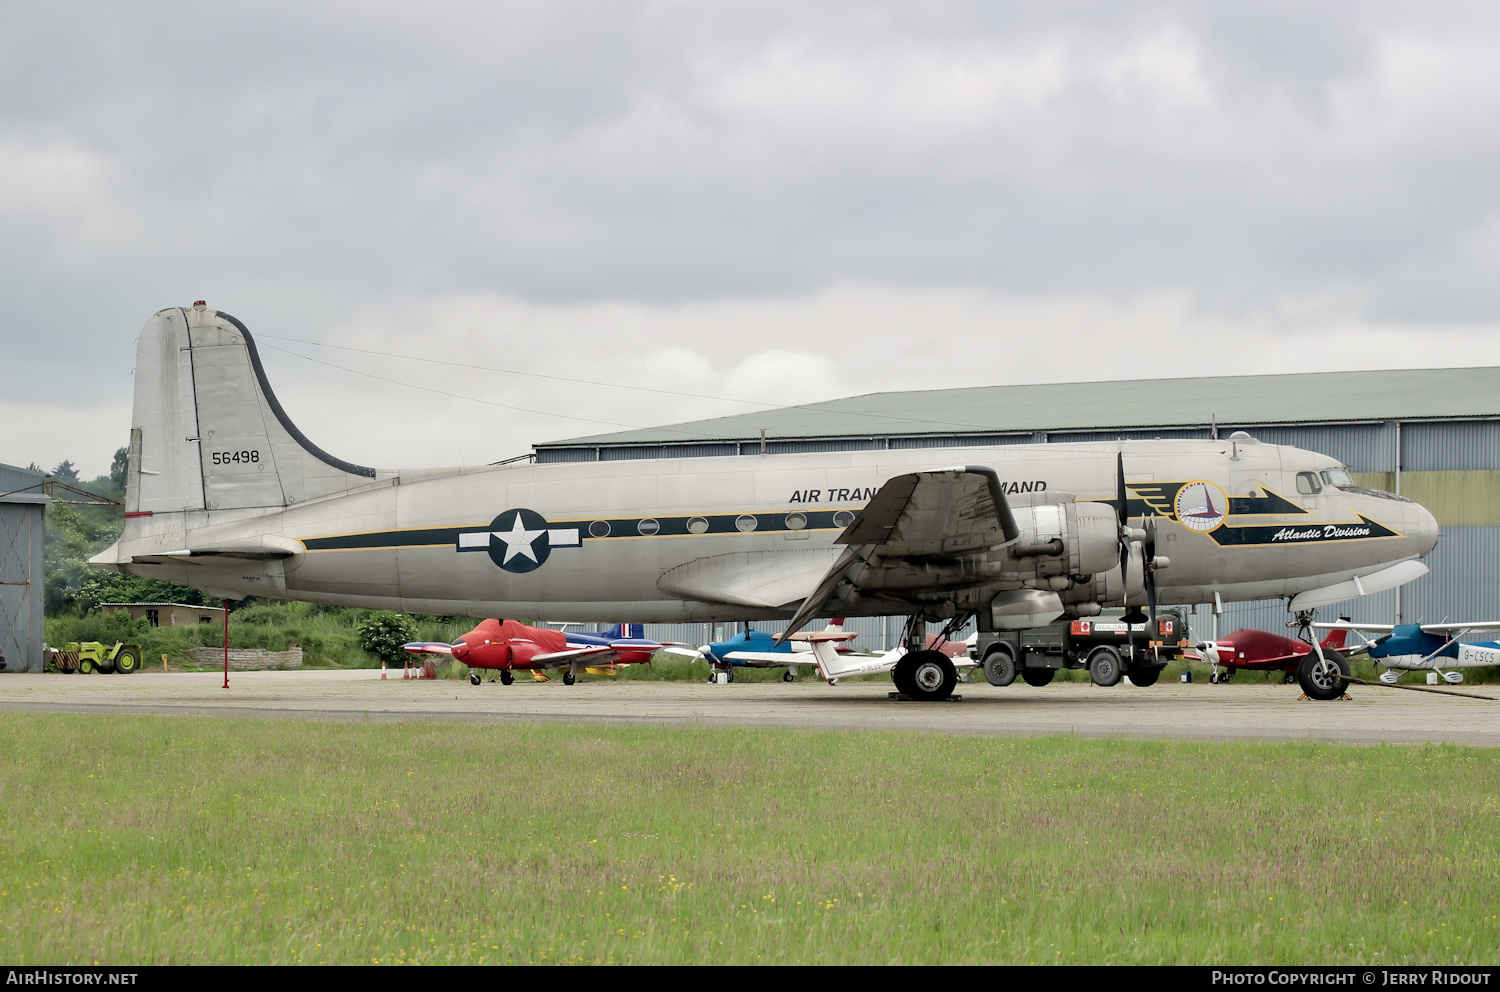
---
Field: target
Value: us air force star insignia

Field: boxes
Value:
[455,508,581,573]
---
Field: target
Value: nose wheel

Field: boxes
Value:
[469,672,481,686]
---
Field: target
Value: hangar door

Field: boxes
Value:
[0,500,44,673]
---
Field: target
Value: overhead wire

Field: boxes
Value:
[259,334,1009,437]
[258,333,784,408]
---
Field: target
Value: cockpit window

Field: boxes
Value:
[1296,472,1322,495]
[1321,468,1353,487]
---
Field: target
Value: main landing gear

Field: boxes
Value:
[500,669,514,686]
[783,669,795,683]
[890,616,961,701]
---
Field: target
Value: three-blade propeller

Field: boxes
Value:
[1115,450,1165,658]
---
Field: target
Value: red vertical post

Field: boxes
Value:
[222,599,230,689]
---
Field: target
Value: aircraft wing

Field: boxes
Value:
[724,650,810,667]
[777,466,1019,641]
[402,641,456,655]
[530,645,658,668]
[1314,620,1500,635]
[1420,622,1500,634]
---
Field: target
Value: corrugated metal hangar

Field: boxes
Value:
[0,462,47,673]
[536,367,1500,648]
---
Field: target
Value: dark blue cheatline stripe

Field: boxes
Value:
[300,509,854,552]
[303,527,465,551]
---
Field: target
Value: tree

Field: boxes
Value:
[51,460,79,481]
[109,447,129,497]
[357,611,418,665]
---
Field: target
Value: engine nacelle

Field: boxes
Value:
[1006,499,1120,578]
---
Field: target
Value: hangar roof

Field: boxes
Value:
[539,366,1500,449]
[0,462,48,504]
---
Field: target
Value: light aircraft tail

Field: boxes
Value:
[123,303,389,518]
[602,623,645,640]
[1319,616,1353,654]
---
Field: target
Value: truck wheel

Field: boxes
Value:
[897,650,957,701]
[114,648,140,675]
[79,658,96,675]
[1297,653,1350,701]
[1127,665,1160,687]
[1020,667,1055,687]
[982,645,1018,687]
[1088,647,1123,687]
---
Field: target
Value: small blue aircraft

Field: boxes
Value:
[1314,620,1500,684]
[660,621,859,682]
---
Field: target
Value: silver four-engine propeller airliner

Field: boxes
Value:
[91,305,1440,700]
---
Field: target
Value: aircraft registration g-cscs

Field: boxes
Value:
[92,305,1440,686]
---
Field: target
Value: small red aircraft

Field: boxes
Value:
[404,619,664,686]
[1188,623,1356,700]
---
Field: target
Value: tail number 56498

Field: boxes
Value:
[211,450,261,465]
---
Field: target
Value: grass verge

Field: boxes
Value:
[1,715,1496,965]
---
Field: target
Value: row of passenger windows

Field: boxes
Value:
[586,509,857,538]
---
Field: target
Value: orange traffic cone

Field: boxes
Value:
[380,660,387,680]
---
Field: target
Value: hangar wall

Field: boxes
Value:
[0,463,47,673]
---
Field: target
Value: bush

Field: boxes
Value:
[357,611,418,665]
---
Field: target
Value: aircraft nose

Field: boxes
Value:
[451,641,469,661]
[1412,501,1440,558]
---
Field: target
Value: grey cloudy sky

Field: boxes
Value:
[4,1,1500,477]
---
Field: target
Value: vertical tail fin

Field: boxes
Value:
[127,304,386,516]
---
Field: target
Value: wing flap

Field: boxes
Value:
[780,466,1020,641]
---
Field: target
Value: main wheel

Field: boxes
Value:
[499,670,514,686]
[1020,667,1055,687]
[982,645,1018,687]
[782,669,794,682]
[114,648,140,675]
[1297,653,1350,701]
[1127,665,1160,687]
[1087,646,1123,687]
[897,650,957,701]
[563,671,577,686]
[469,672,481,686]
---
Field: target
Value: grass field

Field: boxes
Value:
[0,714,1496,965]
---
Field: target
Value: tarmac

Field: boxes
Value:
[1,668,1497,745]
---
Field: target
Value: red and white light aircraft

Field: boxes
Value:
[404,619,663,685]
[1188,624,1356,699]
